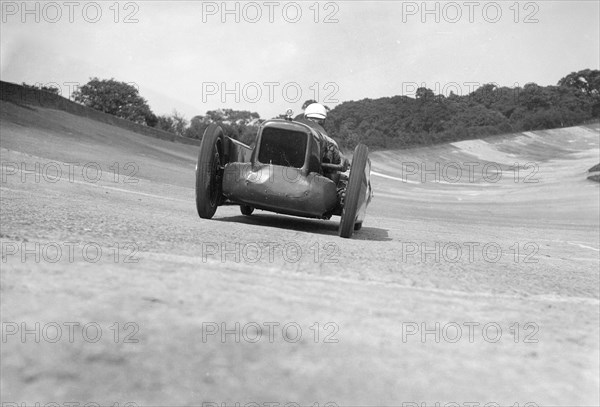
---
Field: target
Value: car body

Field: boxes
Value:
[195,112,373,238]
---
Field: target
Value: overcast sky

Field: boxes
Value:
[1,1,599,120]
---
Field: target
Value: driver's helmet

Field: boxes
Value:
[304,103,327,121]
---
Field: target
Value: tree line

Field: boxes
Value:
[324,69,600,149]
[25,69,599,150]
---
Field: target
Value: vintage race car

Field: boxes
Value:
[194,110,372,238]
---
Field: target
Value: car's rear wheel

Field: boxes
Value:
[195,124,225,219]
[240,205,254,216]
[339,144,369,238]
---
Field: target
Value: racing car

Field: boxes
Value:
[194,110,372,238]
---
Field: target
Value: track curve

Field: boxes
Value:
[1,101,598,405]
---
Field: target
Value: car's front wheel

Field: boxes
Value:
[195,124,225,219]
[339,144,369,238]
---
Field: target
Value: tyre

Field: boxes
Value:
[195,124,225,219]
[240,205,254,216]
[339,144,369,238]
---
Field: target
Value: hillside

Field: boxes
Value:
[0,100,197,188]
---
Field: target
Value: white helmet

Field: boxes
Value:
[304,103,327,120]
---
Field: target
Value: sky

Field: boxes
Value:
[1,1,599,120]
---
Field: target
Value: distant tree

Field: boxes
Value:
[145,112,158,127]
[415,87,434,100]
[469,83,499,108]
[558,69,600,96]
[518,83,551,110]
[171,110,188,137]
[184,109,262,144]
[72,77,156,125]
[184,115,210,139]
[155,115,175,133]
[558,69,600,116]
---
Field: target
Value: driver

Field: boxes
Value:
[298,103,349,169]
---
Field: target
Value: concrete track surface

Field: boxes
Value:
[1,100,599,406]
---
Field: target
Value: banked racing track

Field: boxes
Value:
[1,100,599,405]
